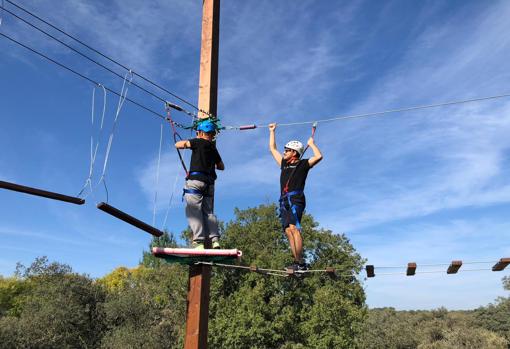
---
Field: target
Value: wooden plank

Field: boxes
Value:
[0,180,84,205]
[447,260,462,274]
[97,202,163,237]
[185,264,211,349]
[492,258,510,271]
[407,262,417,276]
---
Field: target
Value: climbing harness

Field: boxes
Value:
[279,189,304,230]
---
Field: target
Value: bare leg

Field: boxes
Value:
[289,224,303,262]
[285,226,298,261]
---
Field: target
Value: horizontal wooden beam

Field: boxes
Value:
[97,202,163,237]
[407,262,417,276]
[0,180,84,205]
[366,265,375,278]
[492,258,510,271]
[447,260,462,274]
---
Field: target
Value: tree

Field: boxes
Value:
[98,264,188,349]
[140,231,178,268]
[208,204,367,349]
[0,257,105,349]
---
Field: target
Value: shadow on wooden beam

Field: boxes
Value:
[97,202,163,237]
[0,180,84,205]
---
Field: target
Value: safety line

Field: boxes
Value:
[2,7,195,118]
[225,93,510,131]
[153,122,164,227]
[77,84,107,199]
[197,261,507,278]
[4,0,213,118]
[0,32,170,121]
[98,71,133,202]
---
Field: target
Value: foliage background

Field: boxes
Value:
[0,204,508,348]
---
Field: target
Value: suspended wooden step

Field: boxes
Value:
[97,202,164,237]
[447,260,462,274]
[365,265,375,278]
[152,247,242,265]
[492,258,510,271]
[0,180,84,205]
[406,262,417,276]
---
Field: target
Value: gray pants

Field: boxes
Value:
[184,179,219,242]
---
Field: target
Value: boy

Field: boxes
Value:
[175,120,225,249]
[268,123,323,270]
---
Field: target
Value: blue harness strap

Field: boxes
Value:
[187,171,212,179]
[182,185,210,201]
[280,190,304,230]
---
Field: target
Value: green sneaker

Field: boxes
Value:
[192,242,205,250]
[212,241,221,249]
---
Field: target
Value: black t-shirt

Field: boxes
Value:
[188,138,222,184]
[280,159,311,204]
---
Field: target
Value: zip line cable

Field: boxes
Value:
[0,32,172,121]
[4,0,213,118]
[226,93,510,131]
[1,7,196,117]
[4,4,510,132]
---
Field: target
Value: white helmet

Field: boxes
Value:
[284,140,304,156]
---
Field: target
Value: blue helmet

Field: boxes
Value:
[196,120,216,133]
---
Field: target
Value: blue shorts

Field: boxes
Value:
[279,200,304,229]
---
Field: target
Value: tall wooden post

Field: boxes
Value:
[184,1,220,348]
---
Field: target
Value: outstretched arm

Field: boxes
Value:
[307,137,323,168]
[175,140,191,149]
[269,123,282,166]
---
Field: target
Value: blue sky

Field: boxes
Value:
[1,0,509,310]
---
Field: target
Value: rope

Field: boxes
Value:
[4,0,215,120]
[166,106,189,176]
[98,71,133,202]
[78,84,107,199]
[225,93,510,131]
[152,123,164,227]
[161,162,181,231]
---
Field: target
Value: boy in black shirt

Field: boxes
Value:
[269,123,323,270]
[175,120,224,249]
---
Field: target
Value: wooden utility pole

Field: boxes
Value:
[184,1,220,348]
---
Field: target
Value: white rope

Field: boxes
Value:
[161,161,181,231]
[225,92,510,130]
[98,70,133,201]
[152,122,163,227]
[78,84,106,198]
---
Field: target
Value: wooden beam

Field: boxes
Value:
[366,265,375,278]
[492,258,510,271]
[97,202,163,237]
[447,260,462,274]
[406,262,417,276]
[0,180,84,205]
[197,0,220,119]
[184,1,220,348]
